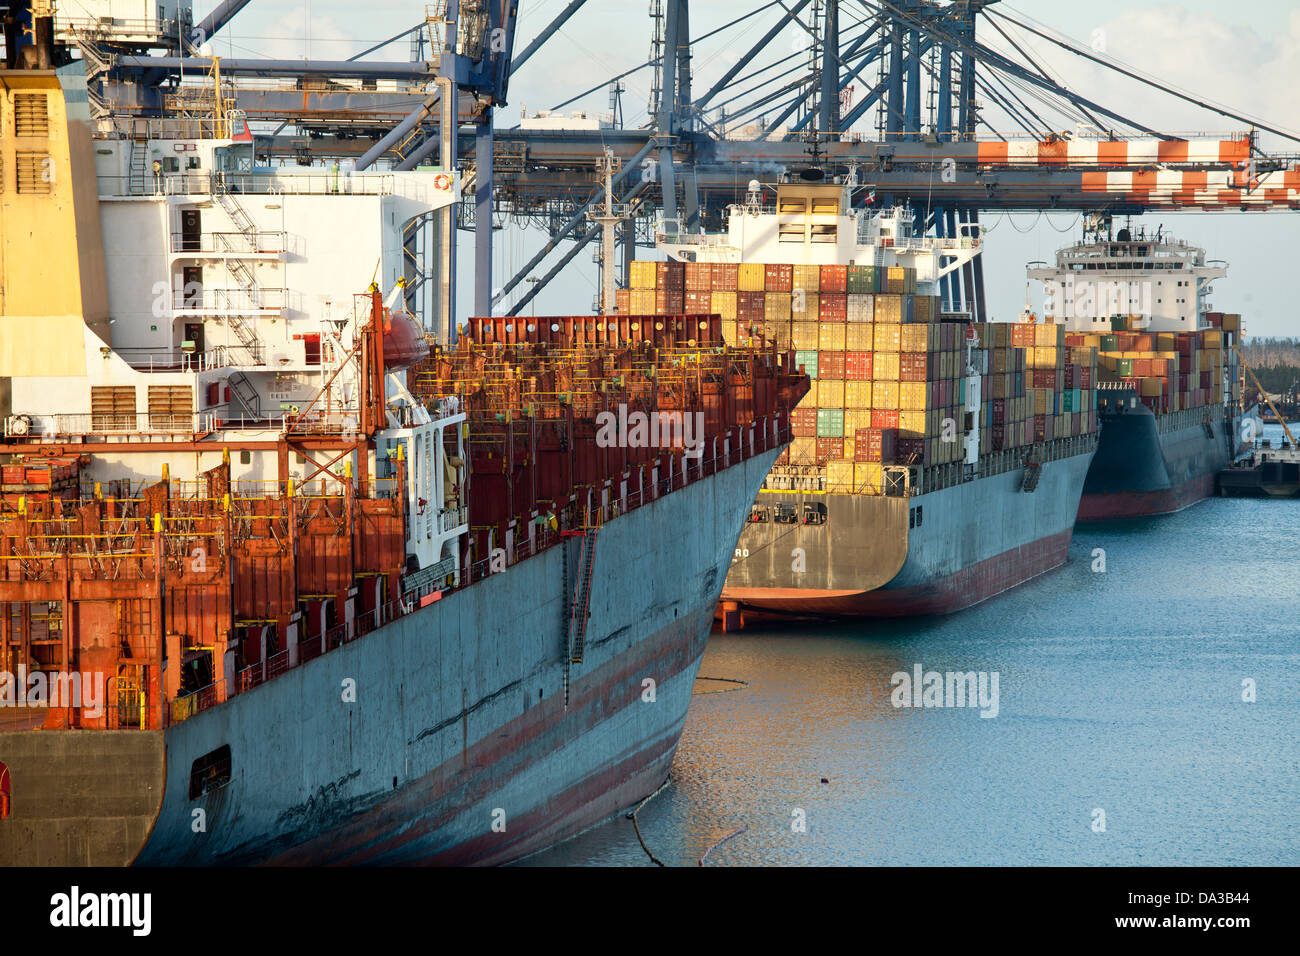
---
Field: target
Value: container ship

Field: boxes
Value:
[1028,221,1247,519]
[0,63,807,865]
[629,181,1100,620]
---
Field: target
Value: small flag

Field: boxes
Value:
[864,190,876,205]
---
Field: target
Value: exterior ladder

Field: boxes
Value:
[127,138,148,195]
[227,371,262,420]
[566,527,599,664]
[1021,458,1042,493]
[211,183,265,362]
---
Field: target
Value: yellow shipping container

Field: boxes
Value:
[1140,377,1164,397]
[792,290,819,321]
[1030,346,1060,369]
[872,381,900,409]
[899,382,927,410]
[845,408,872,433]
[765,292,792,322]
[630,260,658,289]
[790,437,816,461]
[792,264,821,292]
[845,323,874,351]
[738,262,766,291]
[900,324,928,352]
[825,461,854,492]
[792,321,819,350]
[898,409,926,438]
[817,380,845,407]
[875,294,903,323]
[710,290,738,321]
[630,289,656,313]
[844,381,872,408]
[1029,388,1052,415]
[874,323,902,351]
[1035,323,1064,347]
[842,437,856,461]
[873,352,900,380]
[818,324,847,351]
[855,462,884,494]
[1202,329,1223,349]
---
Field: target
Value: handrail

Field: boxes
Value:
[150,413,792,724]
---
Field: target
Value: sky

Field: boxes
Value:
[188,0,1300,336]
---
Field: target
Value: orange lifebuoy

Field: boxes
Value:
[433,173,452,191]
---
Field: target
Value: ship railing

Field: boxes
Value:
[116,347,250,374]
[171,288,290,312]
[168,680,226,726]
[186,414,793,704]
[144,171,439,200]
[24,412,206,438]
[171,231,289,256]
[439,506,468,532]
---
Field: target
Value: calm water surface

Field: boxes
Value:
[520,427,1300,866]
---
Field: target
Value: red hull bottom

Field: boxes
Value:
[721,528,1074,622]
[1077,472,1217,520]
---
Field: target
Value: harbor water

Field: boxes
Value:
[520,426,1300,866]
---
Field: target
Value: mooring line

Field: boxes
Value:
[693,675,750,695]
[627,776,672,867]
[698,827,747,866]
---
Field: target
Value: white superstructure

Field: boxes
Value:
[3,105,468,578]
[1027,222,1227,332]
[656,178,982,295]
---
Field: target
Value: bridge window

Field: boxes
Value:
[189,745,232,799]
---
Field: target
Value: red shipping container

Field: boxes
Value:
[871,409,899,428]
[845,351,873,380]
[1200,370,1213,389]
[820,264,848,293]
[818,294,847,322]
[683,290,710,312]
[1032,369,1057,388]
[1132,334,1153,351]
[712,262,739,291]
[685,261,711,291]
[819,352,846,379]
[657,260,685,290]
[764,264,793,292]
[816,437,844,460]
[900,352,928,382]
[737,291,765,321]
[992,398,1006,425]
[895,437,925,463]
[855,427,896,462]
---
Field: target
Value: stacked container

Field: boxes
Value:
[627,259,1101,494]
[1070,325,1238,413]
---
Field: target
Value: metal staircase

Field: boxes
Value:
[565,527,599,664]
[127,137,148,195]
[226,371,262,421]
[211,183,266,363]
[71,27,113,122]
[1021,457,1042,493]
